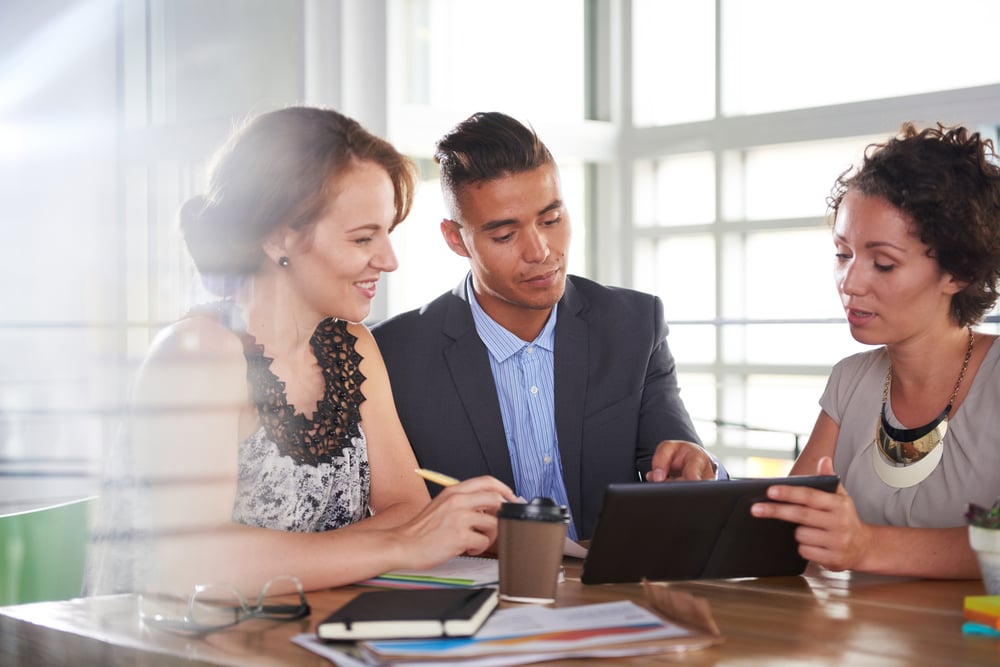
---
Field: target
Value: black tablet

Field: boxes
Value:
[580,475,840,584]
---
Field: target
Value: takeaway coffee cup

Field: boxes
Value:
[497,497,569,603]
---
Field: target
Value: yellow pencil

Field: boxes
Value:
[414,468,461,487]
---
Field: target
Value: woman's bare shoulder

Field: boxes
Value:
[146,315,245,364]
[345,321,376,351]
[346,321,389,372]
[134,316,248,406]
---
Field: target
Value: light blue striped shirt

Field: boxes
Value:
[467,280,578,539]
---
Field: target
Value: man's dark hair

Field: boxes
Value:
[434,112,553,207]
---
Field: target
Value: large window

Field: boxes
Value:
[720,0,1000,115]
[631,0,715,126]
[4,0,1000,511]
[1,0,121,510]
[389,0,587,122]
[628,0,1000,473]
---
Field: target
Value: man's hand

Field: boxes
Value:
[645,440,716,481]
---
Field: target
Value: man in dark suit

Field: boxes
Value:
[372,112,723,540]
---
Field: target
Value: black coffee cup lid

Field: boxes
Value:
[497,497,569,522]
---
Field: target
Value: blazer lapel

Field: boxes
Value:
[442,279,516,484]
[553,278,588,520]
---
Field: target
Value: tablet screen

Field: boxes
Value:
[580,475,840,584]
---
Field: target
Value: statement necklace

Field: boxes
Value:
[872,327,974,487]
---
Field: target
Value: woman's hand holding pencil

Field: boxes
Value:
[415,468,461,488]
[390,470,517,568]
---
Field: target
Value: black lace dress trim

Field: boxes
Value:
[244,318,367,466]
[195,303,367,467]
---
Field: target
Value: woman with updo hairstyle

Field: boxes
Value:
[180,107,417,286]
[753,123,1000,579]
[89,107,516,597]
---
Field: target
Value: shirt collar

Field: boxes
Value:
[466,275,557,362]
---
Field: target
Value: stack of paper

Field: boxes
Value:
[294,599,722,666]
[359,556,499,589]
[963,595,1000,636]
[361,539,587,590]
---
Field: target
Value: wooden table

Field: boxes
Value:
[1,562,997,666]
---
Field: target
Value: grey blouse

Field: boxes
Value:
[822,338,1000,528]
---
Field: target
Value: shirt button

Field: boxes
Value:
[527,346,534,354]
[530,385,538,395]
[543,455,551,464]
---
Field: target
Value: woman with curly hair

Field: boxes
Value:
[753,123,1000,578]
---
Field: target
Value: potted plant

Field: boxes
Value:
[966,499,1000,595]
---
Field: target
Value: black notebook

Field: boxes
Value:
[316,587,498,641]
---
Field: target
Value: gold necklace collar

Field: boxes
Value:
[875,327,974,467]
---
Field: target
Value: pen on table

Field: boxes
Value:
[415,468,461,488]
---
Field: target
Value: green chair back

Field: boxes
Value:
[0,497,97,605]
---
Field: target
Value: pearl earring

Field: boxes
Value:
[278,256,290,267]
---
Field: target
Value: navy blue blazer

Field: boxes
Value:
[371,274,702,539]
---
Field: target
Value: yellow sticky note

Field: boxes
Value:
[963,595,1000,628]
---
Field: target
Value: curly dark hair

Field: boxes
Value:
[828,123,1000,327]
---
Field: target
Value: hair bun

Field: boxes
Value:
[180,194,257,277]
[179,194,210,231]
[180,194,219,274]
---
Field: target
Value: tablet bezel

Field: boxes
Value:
[580,475,840,584]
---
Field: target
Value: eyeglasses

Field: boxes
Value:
[140,574,311,635]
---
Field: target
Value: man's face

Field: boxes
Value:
[442,163,571,335]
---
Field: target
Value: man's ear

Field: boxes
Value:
[440,219,470,258]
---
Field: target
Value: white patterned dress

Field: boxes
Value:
[230,315,372,531]
[85,307,371,594]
